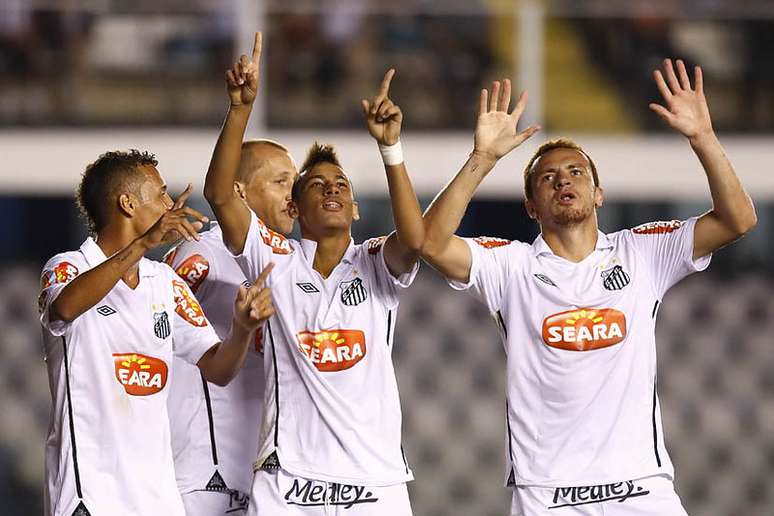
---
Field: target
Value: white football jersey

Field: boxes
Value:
[40,238,220,516]
[236,211,417,486]
[165,223,264,497]
[450,218,710,487]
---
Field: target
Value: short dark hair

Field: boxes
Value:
[76,149,158,233]
[523,138,599,200]
[292,142,343,201]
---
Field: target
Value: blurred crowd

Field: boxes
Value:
[1,2,772,130]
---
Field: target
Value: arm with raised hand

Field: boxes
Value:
[197,263,274,386]
[50,186,208,323]
[649,58,756,260]
[361,69,424,276]
[421,79,539,282]
[203,32,262,255]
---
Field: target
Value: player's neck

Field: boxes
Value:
[540,218,599,263]
[310,231,351,279]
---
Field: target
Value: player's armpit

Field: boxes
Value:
[421,235,472,283]
[693,210,754,261]
[382,232,420,278]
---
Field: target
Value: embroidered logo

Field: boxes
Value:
[549,480,650,509]
[97,305,117,316]
[473,236,511,248]
[284,478,379,509]
[601,265,630,291]
[296,330,366,372]
[296,282,320,293]
[534,273,557,287]
[340,277,367,306]
[153,311,171,339]
[113,353,168,395]
[632,220,682,235]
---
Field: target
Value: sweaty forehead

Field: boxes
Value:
[533,148,590,172]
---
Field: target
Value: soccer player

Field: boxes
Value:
[39,150,275,516]
[165,138,296,514]
[204,32,423,515]
[421,59,756,514]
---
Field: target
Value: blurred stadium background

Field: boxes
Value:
[1,0,773,514]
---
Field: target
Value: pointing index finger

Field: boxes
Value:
[173,184,192,210]
[252,32,262,64]
[379,68,395,97]
[254,262,275,288]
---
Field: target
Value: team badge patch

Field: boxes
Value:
[340,277,367,306]
[113,353,169,395]
[534,273,557,287]
[153,311,171,339]
[473,236,511,248]
[367,236,387,255]
[296,330,367,372]
[632,220,682,235]
[173,254,210,293]
[601,265,630,291]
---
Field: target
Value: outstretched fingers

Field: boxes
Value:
[489,81,500,112]
[370,68,395,115]
[509,90,529,121]
[479,88,488,116]
[498,79,512,112]
[173,184,193,210]
[252,32,262,64]
[675,59,692,90]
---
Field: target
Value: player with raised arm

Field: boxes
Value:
[164,59,298,515]
[203,32,424,515]
[421,59,756,514]
[39,150,274,516]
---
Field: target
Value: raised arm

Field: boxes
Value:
[361,69,423,276]
[422,80,539,282]
[649,59,757,260]
[50,187,207,323]
[197,263,274,386]
[203,32,262,255]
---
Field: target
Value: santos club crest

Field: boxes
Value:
[340,277,367,306]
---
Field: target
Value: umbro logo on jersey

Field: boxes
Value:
[296,282,320,293]
[549,480,650,509]
[542,308,627,351]
[534,274,557,287]
[284,478,379,509]
[153,311,171,339]
[340,277,367,306]
[205,470,228,492]
[113,353,169,396]
[601,265,630,291]
[96,305,117,316]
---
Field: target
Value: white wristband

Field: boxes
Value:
[378,141,404,166]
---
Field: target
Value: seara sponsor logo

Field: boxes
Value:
[296,330,366,372]
[542,308,627,351]
[632,220,682,235]
[473,236,511,248]
[173,280,208,327]
[257,218,292,254]
[174,254,210,293]
[113,353,168,395]
[41,261,79,290]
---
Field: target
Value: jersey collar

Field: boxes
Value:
[532,230,613,257]
[299,237,358,265]
[80,237,157,277]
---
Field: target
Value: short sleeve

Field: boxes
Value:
[365,234,419,308]
[164,240,215,296]
[628,217,711,299]
[448,237,528,313]
[169,274,220,365]
[39,253,85,337]
[235,211,294,282]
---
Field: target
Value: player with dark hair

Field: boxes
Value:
[39,149,275,515]
[204,33,423,515]
[165,136,297,515]
[421,59,756,514]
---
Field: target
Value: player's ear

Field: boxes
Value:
[594,185,604,209]
[234,180,247,200]
[352,201,360,221]
[118,193,135,218]
[524,198,537,220]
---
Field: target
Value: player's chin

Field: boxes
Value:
[552,206,592,226]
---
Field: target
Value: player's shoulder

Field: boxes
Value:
[40,250,85,289]
[360,235,389,257]
[628,220,684,237]
[470,235,521,250]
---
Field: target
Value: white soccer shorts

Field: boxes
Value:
[182,489,250,515]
